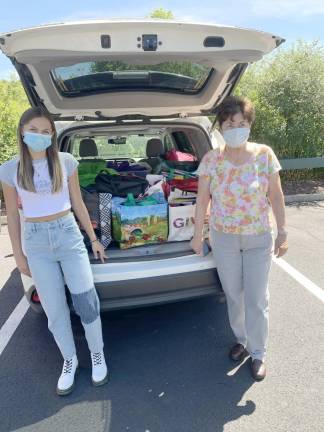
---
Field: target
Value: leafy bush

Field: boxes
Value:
[0,36,323,185]
[0,77,30,164]
[235,40,324,180]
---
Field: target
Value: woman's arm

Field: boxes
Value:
[268,172,288,257]
[68,171,107,263]
[2,183,31,276]
[190,175,211,255]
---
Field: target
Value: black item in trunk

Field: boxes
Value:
[95,171,148,197]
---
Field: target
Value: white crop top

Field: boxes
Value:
[0,152,79,218]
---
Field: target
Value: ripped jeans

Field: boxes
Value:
[24,212,104,360]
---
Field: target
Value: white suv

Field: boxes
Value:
[0,20,283,312]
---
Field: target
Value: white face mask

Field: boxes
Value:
[222,127,250,148]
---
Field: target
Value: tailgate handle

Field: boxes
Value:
[204,36,225,48]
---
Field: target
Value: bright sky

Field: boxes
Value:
[0,0,323,78]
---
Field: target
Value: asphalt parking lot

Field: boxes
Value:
[0,202,324,432]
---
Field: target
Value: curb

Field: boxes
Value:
[1,193,324,227]
[284,193,324,204]
[1,215,7,227]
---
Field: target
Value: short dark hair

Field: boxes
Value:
[216,96,255,127]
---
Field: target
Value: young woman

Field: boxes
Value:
[191,96,288,381]
[0,107,109,396]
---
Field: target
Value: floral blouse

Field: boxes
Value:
[197,143,282,235]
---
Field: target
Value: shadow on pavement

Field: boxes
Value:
[0,267,25,329]
[0,296,256,432]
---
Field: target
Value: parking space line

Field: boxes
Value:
[0,296,29,357]
[273,257,324,303]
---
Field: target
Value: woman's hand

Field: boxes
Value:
[190,235,204,256]
[274,233,288,258]
[91,240,108,263]
[16,253,32,277]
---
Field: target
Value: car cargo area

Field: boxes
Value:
[59,120,216,261]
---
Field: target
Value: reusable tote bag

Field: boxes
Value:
[112,193,168,249]
[98,193,112,249]
[80,187,112,249]
[168,203,196,242]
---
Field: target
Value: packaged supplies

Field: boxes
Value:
[95,170,148,197]
[168,188,197,203]
[78,160,107,187]
[112,193,168,249]
[166,167,199,193]
[80,187,112,249]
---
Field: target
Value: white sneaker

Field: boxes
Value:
[56,354,79,396]
[91,351,109,386]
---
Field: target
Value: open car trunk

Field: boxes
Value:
[0,20,284,120]
[58,118,217,260]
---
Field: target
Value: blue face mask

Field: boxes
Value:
[23,132,52,152]
[222,127,250,148]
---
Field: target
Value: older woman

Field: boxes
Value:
[191,96,288,381]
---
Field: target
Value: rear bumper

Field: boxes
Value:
[21,252,223,311]
[90,252,222,310]
[95,267,222,311]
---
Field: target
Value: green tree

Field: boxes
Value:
[235,40,324,161]
[0,77,30,164]
[148,8,174,19]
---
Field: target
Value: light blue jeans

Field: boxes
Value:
[210,228,274,361]
[24,212,104,360]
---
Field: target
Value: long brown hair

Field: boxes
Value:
[17,107,63,193]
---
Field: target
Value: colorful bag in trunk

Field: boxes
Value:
[112,193,168,249]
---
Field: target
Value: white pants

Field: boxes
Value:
[210,228,274,361]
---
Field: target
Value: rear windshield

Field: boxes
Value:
[72,134,161,160]
[51,61,212,97]
[71,131,196,160]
